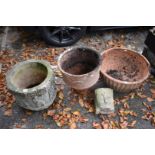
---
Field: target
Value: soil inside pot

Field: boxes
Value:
[60,48,100,75]
[107,68,139,82]
[65,62,96,75]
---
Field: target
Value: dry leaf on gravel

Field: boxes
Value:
[93,122,102,129]
[79,97,84,107]
[64,107,71,112]
[58,91,64,100]
[79,117,89,123]
[150,89,155,94]
[128,120,137,127]
[72,111,81,116]
[136,93,147,99]
[35,124,44,129]
[101,120,109,129]
[123,102,130,109]
[69,122,77,129]
[25,110,32,116]
[147,97,154,102]
[119,121,128,129]
[151,117,155,127]
[47,110,55,117]
[4,109,12,116]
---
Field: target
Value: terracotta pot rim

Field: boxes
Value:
[58,46,101,77]
[101,47,150,85]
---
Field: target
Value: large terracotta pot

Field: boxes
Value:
[101,48,150,92]
[58,46,101,90]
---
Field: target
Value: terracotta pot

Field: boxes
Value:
[101,48,150,92]
[58,46,101,90]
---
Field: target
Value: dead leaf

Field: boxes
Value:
[151,117,155,127]
[79,117,89,123]
[35,124,44,129]
[58,91,64,100]
[147,97,154,102]
[92,122,102,129]
[15,124,22,128]
[25,110,32,116]
[69,122,77,129]
[123,102,130,109]
[152,93,155,99]
[143,102,152,111]
[64,107,71,112]
[4,109,12,116]
[79,98,84,107]
[56,121,62,127]
[47,110,55,117]
[150,89,155,94]
[119,121,128,129]
[136,93,147,99]
[101,121,109,129]
[128,120,137,127]
[72,111,81,116]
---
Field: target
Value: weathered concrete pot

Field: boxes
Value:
[6,59,56,111]
[101,48,150,92]
[58,46,101,90]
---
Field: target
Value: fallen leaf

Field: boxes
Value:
[15,124,22,128]
[72,111,81,116]
[101,121,109,129]
[88,107,94,113]
[25,110,32,116]
[43,112,48,120]
[119,121,128,129]
[79,117,89,123]
[136,93,147,98]
[152,93,155,99]
[123,102,130,109]
[143,102,152,111]
[21,118,27,123]
[92,122,102,129]
[47,110,55,117]
[151,117,155,127]
[58,91,64,100]
[64,107,71,112]
[79,98,84,107]
[4,109,12,116]
[69,122,77,129]
[147,97,154,102]
[150,89,155,94]
[56,121,62,127]
[35,124,44,129]
[128,120,137,127]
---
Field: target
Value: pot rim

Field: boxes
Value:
[58,46,102,77]
[6,59,54,94]
[100,47,150,85]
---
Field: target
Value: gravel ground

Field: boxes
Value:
[0,26,155,129]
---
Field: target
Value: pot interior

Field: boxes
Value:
[11,62,48,89]
[60,48,100,75]
[101,49,149,82]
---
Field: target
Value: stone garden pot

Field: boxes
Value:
[6,59,56,111]
[101,48,150,92]
[58,46,101,90]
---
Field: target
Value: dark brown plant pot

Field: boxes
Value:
[58,46,101,90]
[101,48,150,92]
